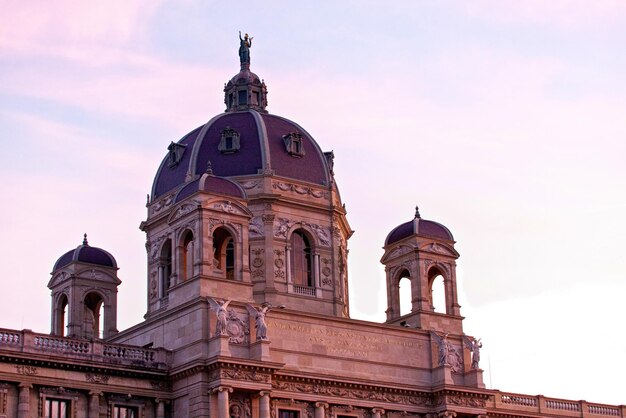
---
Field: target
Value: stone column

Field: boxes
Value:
[217,387,233,418]
[259,391,271,418]
[18,383,31,418]
[156,399,166,418]
[313,253,320,287]
[285,246,292,283]
[89,391,101,418]
[314,402,328,418]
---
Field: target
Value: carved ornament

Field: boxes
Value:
[85,373,109,384]
[16,365,38,376]
[250,216,264,237]
[151,193,175,214]
[272,181,329,199]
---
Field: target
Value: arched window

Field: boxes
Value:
[428,268,447,313]
[55,294,69,336]
[213,227,235,280]
[291,230,313,287]
[182,231,194,281]
[397,269,412,316]
[83,292,104,339]
[160,239,172,297]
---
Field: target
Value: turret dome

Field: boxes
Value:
[53,234,117,270]
[385,207,454,245]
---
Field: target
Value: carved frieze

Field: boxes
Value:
[85,373,109,384]
[272,380,433,407]
[172,203,197,220]
[213,201,241,214]
[432,392,487,408]
[272,181,329,199]
[16,365,38,375]
[212,367,271,383]
[240,180,260,190]
[275,218,292,238]
[151,193,175,214]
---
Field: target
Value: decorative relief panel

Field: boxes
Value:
[15,365,38,376]
[272,181,329,199]
[274,218,331,247]
[171,202,198,221]
[249,216,264,238]
[151,193,175,214]
[210,366,271,383]
[85,373,109,384]
[225,310,249,344]
[147,234,168,261]
[272,380,433,407]
[230,394,252,418]
[213,201,242,214]
[274,250,285,280]
[240,180,260,190]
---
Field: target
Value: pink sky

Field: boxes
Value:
[1,1,625,406]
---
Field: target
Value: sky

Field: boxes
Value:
[1,0,625,407]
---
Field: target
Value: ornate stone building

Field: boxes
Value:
[0,38,624,418]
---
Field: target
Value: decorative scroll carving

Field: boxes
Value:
[150,380,172,390]
[272,380,433,406]
[433,393,486,408]
[16,365,38,375]
[149,270,158,300]
[272,181,329,199]
[85,373,109,384]
[152,193,175,214]
[213,201,241,214]
[240,180,260,190]
[274,249,285,279]
[218,367,271,383]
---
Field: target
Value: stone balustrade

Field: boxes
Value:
[0,327,169,370]
[493,391,625,417]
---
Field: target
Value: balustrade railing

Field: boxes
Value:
[0,327,168,369]
[293,285,315,296]
[496,392,625,417]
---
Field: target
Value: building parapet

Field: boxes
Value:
[0,328,170,371]
[491,390,625,417]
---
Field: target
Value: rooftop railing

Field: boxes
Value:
[0,328,169,370]
[493,391,625,418]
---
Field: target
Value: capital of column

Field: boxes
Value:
[18,383,33,389]
[212,386,234,394]
[372,408,385,415]
[315,402,329,409]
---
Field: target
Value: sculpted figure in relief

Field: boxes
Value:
[464,335,482,369]
[246,302,272,340]
[207,297,231,336]
[431,331,463,373]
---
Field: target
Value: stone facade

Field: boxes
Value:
[0,42,623,418]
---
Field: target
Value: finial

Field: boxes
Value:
[206,160,213,175]
[414,206,421,219]
[83,233,89,246]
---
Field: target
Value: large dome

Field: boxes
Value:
[151,111,332,199]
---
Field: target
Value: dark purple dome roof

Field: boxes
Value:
[385,216,454,245]
[152,110,331,199]
[54,236,117,270]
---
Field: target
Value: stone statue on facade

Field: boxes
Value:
[207,297,232,336]
[431,331,462,373]
[239,31,253,65]
[464,335,482,369]
[246,302,272,340]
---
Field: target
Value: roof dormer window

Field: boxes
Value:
[283,132,305,158]
[167,142,187,167]
[218,127,241,154]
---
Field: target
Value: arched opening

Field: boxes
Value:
[181,230,194,281]
[397,269,412,316]
[56,294,69,336]
[428,268,447,313]
[213,227,235,280]
[291,229,313,287]
[160,239,172,297]
[83,292,104,339]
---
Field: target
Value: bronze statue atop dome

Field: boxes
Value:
[239,31,253,66]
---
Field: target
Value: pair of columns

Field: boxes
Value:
[216,388,270,418]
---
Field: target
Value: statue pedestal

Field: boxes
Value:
[432,364,454,386]
[250,339,270,361]
[465,368,485,388]
[209,335,231,357]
